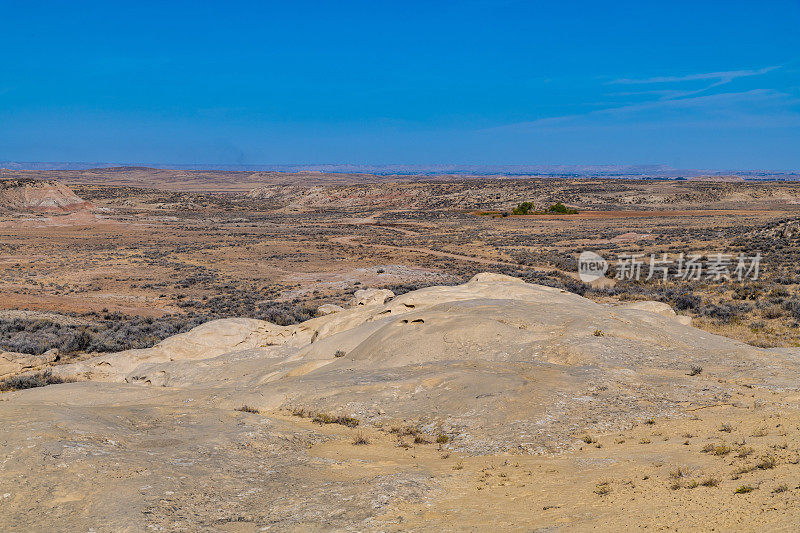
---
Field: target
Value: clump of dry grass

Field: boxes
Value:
[756,455,776,470]
[290,407,360,427]
[702,443,732,456]
[0,370,74,391]
[313,413,359,428]
[736,446,754,458]
[391,425,422,438]
[235,405,260,414]
[669,466,690,479]
[352,432,369,445]
[688,365,703,376]
[594,481,611,496]
[289,406,314,418]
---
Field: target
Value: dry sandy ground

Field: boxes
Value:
[2,274,800,531]
[3,387,798,531]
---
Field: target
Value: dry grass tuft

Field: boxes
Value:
[352,432,370,445]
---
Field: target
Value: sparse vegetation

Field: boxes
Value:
[0,314,208,356]
[688,365,703,376]
[594,481,611,496]
[3,174,800,529]
[756,455,776,470]
[736,446,754,458]
[312,412,359,428]
[511,201,578,216]
[669,466,689,479]
[290,407,359,428]
[545,202,578,215]
[701,443,732,456]
[511,201,535,215]
[0,369,72,391]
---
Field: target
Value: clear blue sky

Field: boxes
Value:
[1,1,799,169]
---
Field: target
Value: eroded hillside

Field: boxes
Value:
[2,275,800,530]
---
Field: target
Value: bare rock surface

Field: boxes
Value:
[3,273,800,530]
[0,349,59,379]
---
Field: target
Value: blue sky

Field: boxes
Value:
[1,0,799,169]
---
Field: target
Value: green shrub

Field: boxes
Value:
[546,202,578,214]
[512,201,535,215]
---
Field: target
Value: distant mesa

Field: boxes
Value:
[0,178,93,213]
[87,166,159,172]
[688,175,745,182]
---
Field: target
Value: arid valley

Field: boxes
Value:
[2,168,800,530]
[5,2,799,529]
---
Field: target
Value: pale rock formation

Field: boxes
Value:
[350,287,395,306]
[3,273,799,529]
[317,303,345,315]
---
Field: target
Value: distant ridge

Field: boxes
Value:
[1,161,798,180]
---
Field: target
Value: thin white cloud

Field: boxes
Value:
[611,66,779,85]
[484,89,800,133]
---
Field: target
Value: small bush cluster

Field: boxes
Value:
[512,201,535,215]
[510,201,578,216]
[312,412,360,428]
[701,443,732,456]
[0,315,207,356]
[545,202,578,215]
[290,407,360,428]
[0,370,71,391]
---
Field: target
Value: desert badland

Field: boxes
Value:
[1,168,800,530]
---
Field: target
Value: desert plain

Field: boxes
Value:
[1,167,800,531]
